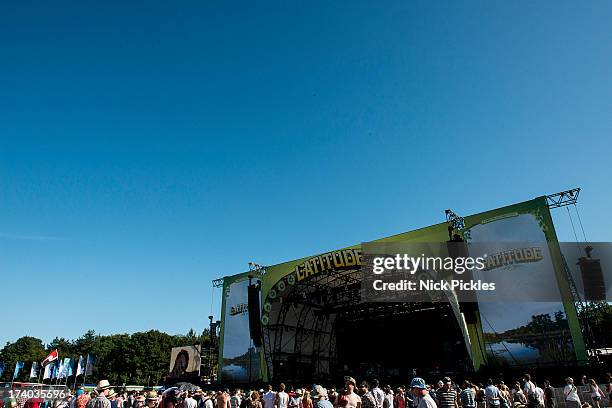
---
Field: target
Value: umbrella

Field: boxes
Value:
[162,387,179,397]
[174,383,198,392]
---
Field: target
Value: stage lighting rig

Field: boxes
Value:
[445,208,465,242]
[248,261,267,276]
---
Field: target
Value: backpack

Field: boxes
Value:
[93,399,106,408]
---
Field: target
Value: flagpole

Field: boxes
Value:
[55,351,60,386]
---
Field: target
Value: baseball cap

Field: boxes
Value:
[443,377,452,384]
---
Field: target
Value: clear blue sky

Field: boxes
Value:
[1,0,611,347]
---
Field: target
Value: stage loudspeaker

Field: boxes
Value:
[248,282,263,347]
[578,257,606,302]
[446,240,479,324]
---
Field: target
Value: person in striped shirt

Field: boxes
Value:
[460,382,476,408]
[436,378,458,408]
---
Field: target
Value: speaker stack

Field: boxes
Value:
[248,280,263,347]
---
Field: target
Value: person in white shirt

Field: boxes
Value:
[184,393,197,408]
[588,379,602,408]
[275,384,289,408]
[263,386,276,408]
[522,375,539,408]
[383,387,394,408]
[484,380,501,408]
[534,386,544,408]
[371,380,384,408]
[563,378,581,408]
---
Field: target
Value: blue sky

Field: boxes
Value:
[1,0,611,346]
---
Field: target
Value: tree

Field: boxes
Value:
[0,328,215,384]
[0,336,46,381]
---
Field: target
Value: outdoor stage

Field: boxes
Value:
[214,190,605,384]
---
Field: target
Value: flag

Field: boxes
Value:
[66,358,74,377]
[0,362,5,378]
[85,354,96,376]
[57,359,65,379]
[75,355,85,377]
[60,358,72,378]
[29,362,39,378]
[13,361,25,380]
[41,349,59,366]
[50,359,60,379]
[43,363,51,379]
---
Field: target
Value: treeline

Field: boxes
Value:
[482,302,612,346]
[0,329,210,385]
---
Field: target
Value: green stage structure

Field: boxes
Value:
[216,194,587,384]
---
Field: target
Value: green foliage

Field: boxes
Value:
[0,329,210,385]
[579,301,612,348]
[0,336,47,382]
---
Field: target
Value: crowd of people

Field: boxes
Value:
[4,373,612,408]
[192,374,612,408]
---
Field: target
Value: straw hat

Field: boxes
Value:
[96,380,113,392]
[145,391,158,401]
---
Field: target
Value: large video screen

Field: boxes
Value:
[220,278,260,382]
[468,212,575,366]
[169,345,201,377]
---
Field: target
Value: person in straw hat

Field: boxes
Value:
[91,380,113,408]
[107,389,118,408]
[145,391,159,408]
[339,377,361,408]
[135,394,147,408]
